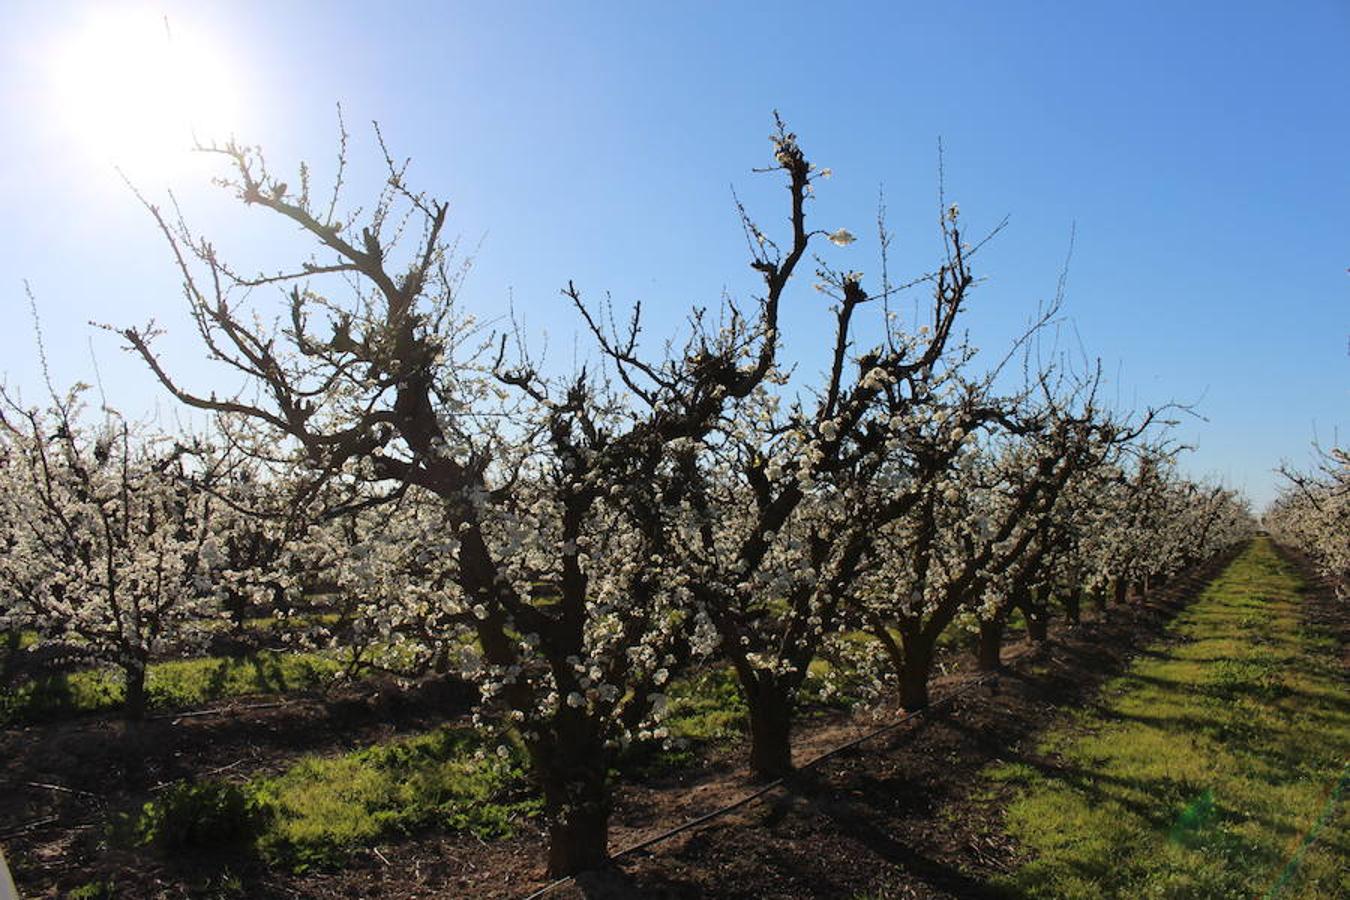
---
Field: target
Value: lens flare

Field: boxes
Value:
[47,8,240,178]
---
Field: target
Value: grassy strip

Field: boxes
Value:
[0,651,346,724]
[125,726,538,874]
[987,539,1349,899]
[249,726,538,871]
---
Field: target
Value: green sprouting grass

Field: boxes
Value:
[0,629,39,677]
[125,726,537,873]
[988,539,1349,899]
[236,661,868,869]
[0,650,346,724]
[666,666,749,744]
[1,629,39,652]
[248,726,537,871]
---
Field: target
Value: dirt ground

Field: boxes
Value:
[3,548,1299,900]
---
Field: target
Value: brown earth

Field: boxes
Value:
[0,549,1268,899]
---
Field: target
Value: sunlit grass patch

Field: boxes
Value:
[1,629,39,652]
[249,726,537,871]
[989,539,1349,899]
[0,650,345,723]
[666,666,748,745]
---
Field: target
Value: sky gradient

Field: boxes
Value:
[1,0,1346,508]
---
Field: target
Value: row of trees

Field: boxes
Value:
[1266,446,1349,597]
[0,123,1254,875]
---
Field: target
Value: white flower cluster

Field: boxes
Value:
[0,388,240,710]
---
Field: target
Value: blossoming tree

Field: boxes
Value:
[0,386,231,718]
[1268,446,1347,597]
[114,119,833,873]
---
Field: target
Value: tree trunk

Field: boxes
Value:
[533,715,611,876]
[1014,588,1049,646]
[899,660,930,710]
[123,658,148,720]
[1064,588,1082,626]
[898,635,934,710]
[1025,608,1049,644]
[544,793,610,877]
[745,676,794,781]
[976,617,1005,671]
[1113,576,1128,606]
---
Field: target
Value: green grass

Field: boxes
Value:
[246,727,536,871]
[988,539,1349,899]
[666,666,750,744]
[125,726,536,873]
[1,629,39,651]
[0,629,39,677]
[231,661,868,870]
[0,650,347,723]
[131,665,762,872]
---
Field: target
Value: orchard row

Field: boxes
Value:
[1,121,1256,875]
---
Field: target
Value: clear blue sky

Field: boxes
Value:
[2,0,1346,508]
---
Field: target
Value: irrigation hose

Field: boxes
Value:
[520,556,1227,900]
[520,672,999,900]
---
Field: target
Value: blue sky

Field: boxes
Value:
[1,0,1345,507]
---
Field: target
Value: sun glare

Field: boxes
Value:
[47,9,240,178]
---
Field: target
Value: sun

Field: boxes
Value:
[47,8,241,179]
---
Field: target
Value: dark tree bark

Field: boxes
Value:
[533,714,611,876]
[544,797,609,877]
[976,615,1006,671]
[1014,587,1049,646]
[1063,587,1082,626]
[898,634,934,711]
[899,659,931,710]
[123,657,148,720]
[1094,585,1111,621]
[1025,607,1049,644]
[745,676,795,780]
